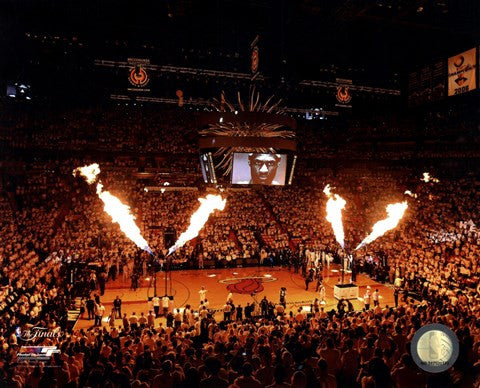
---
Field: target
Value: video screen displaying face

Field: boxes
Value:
[232,153,287,185]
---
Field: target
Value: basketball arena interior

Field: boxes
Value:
[1,1,480,387]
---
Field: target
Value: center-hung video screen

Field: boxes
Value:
[231,153,287,185]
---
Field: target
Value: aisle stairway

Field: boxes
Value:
[229,228,241,250]
[257,192,296,250]
[67,297,82,329]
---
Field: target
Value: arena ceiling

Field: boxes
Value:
[1,0,479,90]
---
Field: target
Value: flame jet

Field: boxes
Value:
[421,172,439,183]
[73,163,152,254]
[404,190,418,198]
[73,163,100,184]
[323,184,347,248]
[355,201,408,250]
[168,194,226,256]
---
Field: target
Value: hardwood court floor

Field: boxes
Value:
[75,265,395,329]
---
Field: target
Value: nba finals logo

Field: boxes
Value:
[15,327,62,364]
[411,324,459,373]
[16,326,63,342]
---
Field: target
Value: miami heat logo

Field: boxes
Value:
[129,65,149,87]
[336,86,352,104]
[219,275,276,294]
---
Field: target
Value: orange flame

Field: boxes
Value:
[74,164,151,252]
[404,190,418,198]
[73,163,100,184]
[168,194,226,255]
[355,201,408,250]
[421,172,439,183]
[323,184,346,248]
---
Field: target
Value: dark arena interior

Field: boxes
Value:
[1,0,480,387]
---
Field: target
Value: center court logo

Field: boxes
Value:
[219,276,277,294]
[411,323,459,373]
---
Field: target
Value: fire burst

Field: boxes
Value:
[73,163,151,253]
[404,190,418,198]
[421,172,439,183]
[355,201,408,250]
[168,194,226,255]
[73,163,100,184]
[323,184,346,248]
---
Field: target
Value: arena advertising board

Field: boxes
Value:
[448,48,477,96]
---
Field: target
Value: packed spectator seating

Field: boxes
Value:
[0,106,197,154]
[1,105,480,386]
[2,285,480,386]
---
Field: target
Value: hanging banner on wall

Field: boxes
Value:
[127,58,151,92]
[335,78,352,108]
[408,59,446,107]
[448,48,477,96]
[336,86,352,104]
[251,35,260,81]
[251,46,259,74]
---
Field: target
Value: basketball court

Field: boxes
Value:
[74,265,395,329]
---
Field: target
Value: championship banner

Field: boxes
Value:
[408,59,446,107]
[448,48,477,96]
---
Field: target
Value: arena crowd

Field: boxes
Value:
[0,106,479,386]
